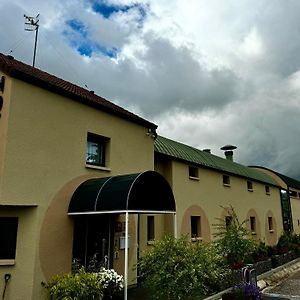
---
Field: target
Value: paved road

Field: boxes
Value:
[267,269,300,299]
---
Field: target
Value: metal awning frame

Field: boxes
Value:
[68,209,177,300]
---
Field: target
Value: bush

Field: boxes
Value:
[213,206,257,268]
[45,262,123,300]
[252,241,268,262]
[45,267,104,300]
[137,235,227,299]
[192,241,229,294]
[277,231,291,254]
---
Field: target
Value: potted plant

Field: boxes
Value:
[222,283,261,300]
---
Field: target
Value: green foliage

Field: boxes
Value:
[137,235,227,299]
[276,231,291,253]
[213,206,257,268]
[252,241,268,262]
[192,241,229,294]
[45,267,104,300]
[277,231,300,254]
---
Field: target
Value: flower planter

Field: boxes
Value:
[271,254,285,268]
[254,259,272,275]
[221,269,243,289]
[222,292,258,300]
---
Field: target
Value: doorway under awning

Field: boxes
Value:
[68,170,176,300]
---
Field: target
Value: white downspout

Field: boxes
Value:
[124,211,129,300]
[173,213,177,238]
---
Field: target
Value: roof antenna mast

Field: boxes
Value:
[24,14,40,67]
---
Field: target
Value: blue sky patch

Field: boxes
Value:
[66,19,88,38]
[88,0,148,21]
[78,44,93,57]
[96,44,118,58]
[64,20,118,58]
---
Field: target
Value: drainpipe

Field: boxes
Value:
[2,274,11,300]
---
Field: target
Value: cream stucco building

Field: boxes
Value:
[0,53,170,299]
[153,136,283,245]
[0,53,298,300]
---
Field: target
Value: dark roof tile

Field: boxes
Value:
[0,53,156,129]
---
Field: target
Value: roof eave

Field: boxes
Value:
[155,151,279,187]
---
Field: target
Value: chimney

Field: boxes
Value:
[220,145,237,161]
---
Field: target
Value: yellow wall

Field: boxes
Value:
[291,196,300,234]
[0,76,154,299]
[155,157,283,245]
[253,167,300,234]
[0,73,12,203]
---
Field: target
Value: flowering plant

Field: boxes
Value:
[232,283,261,299]
[98,268,124,298]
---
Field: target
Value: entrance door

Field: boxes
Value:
[72,215,113,269]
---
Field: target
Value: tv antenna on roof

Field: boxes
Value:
[24,14,40,67]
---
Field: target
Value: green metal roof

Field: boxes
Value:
[155,136,278,186]
[250,166,300,190]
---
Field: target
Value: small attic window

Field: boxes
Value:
[247,181,253,191]
[223,175,230,186]
[189,166,199,179]
[265,186,270,195]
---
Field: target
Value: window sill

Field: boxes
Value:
[269,230,274,233]
[251,232,257,235]
[189,176,199,181]
[266,193,270,196]
[85,164,111,172]
[0,259,15,266]
[147,240,155,245]
[248,189,253,192]
[223,183,231,187]
[191,237,202,242]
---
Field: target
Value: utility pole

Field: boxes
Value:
[24,14,40,67]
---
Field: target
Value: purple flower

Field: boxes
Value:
[232,283,261,299]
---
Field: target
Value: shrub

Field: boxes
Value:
[45,267,104,300]
[252,241,268,262]
[192,241,229,294]
[99,268,124,298]
[276,231,291,254]
[137,235,227,299]
[213,206,257,268]
[46,261,123,300]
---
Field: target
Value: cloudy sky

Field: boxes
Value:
[1,0,300,179]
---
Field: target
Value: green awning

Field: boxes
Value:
[68,171,176,214]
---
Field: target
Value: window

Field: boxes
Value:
[223,175,230,186]
[86,133,109,167]
[268,217,273,231]
[0,217,18,261]
[190,216,201,239]
[247,181,253,191]
[250,216,256,233]
[189,166,199,179]
[147,216,155,241]
[289,190,298,198]
[265,186,270,195]
[225,216,233,228]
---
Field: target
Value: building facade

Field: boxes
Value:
[153,136,283,245]
[251,166,300,235]
[0,54,163,299]
[0,53,298,299]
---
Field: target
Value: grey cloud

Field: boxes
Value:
[253,1,300,76]
[84,34,240,116]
